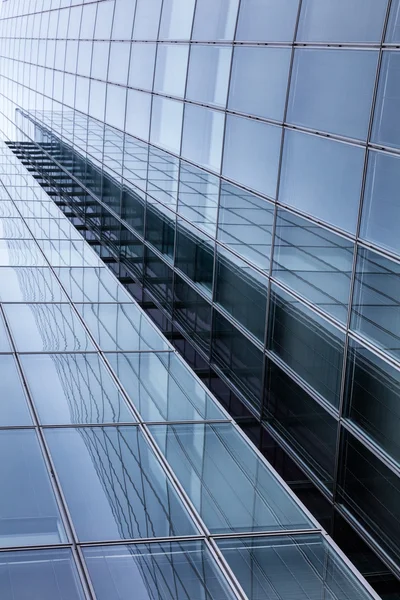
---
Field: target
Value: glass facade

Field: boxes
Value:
[0,0,397,597]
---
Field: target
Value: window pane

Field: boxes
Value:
[287,49,378,140]
[128,43,156,91]
[0,429,66,547]
[297,0,387,42]
[192,0,239,41]
[218,534,375,600]
[145,203,175,260]
[175,220,214,298]
[0,240,47,266]
[108,42,130,85]
[215,247,268,342]
[132,0,162,40]
[173,274,212,354]
[182,104,225,172]
[146,146,179,208]
[106,351,226,422]
[55,267,131,303]
[21,353,135,425]
[268,285,345,408]
[339,431,400,564]
[272,209,354,322]
[217,183,274,272]
[126,90,151,141]
[3,303,94,352]
[360,151,400,257]
[0,267,66,302]
[154,44,189,98]
[236,0,299,42]
[345,340,400,466]
[37,240,101,267]
[150,423,313,533]
[351,247,400,361]
[186,45,232,108]
[279,130,364,234]
[177,162,219,236]
[111,0,136,39]
[45,426,197,541]
[159,0,196,39]
[228,47,291,121]
[372,52,400,150]
[84,540,235,600]
[266,363,338,487]
[0,355,31,426]
[386,0,400,42]
[75,303,170,352]
[0,549,85,600]
[150,96,183,155]
[223,115,281,198]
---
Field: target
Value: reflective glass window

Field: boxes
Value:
[351,247,400,361]
[182,104,225,173]
[268,285,345,408]
[217,183,274,272]
[0,429,66,547]
[21,353,135,425]
[0,240,47,267]
[0,267,66,302]
[145,203,175,260]
[229,46,290,121]
[107,351,226,422]
[177,162,219,236]
[108,42,130,85]
[121,185,146,235]
[386,0,400,42]
[288,49,378,140]
[84,540,235,600]
[272,209,354,323]
[372,52,400,150]
[105,83,127,130]
[0,355,31,426]
[132,0,162,41]
[266,363,338,487]
[339,431,400,564]
[150,96,183,155]
[279,130,364,234]
[147,147,179,207]
[212,311,264,410]
[45,426,197,541]
[361,150,400,257]
[25,218,82,241]
[159,0,196,40]
[154,43,189,98]
[4,303,94,352]
[0,219,31,239]
[175,220,214,298]
[297,0,387,42]
[128,43,156,91]
[150,423,313,533]
[186,45,232,108]
[192,0,239,40]
[76,303,170,352]
[77,40,92,77]
[89,80,106,121]
[223,115,281,198]
[218,534,375,600]
[111,0,136,39]
[37,240,101,268]
[55,267,130,303]
[0,549,85,600]
[144,249,174,314]
[236,0,299,42]
[125,90,151,141]
[215,247,268,342]
[345,340,400,465]
[173,274,212,354]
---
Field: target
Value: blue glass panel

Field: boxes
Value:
[45,426,197,541]
[372,52,400,150]
[150,422,313,533]
[182,104,225,173]
[236,0,299,42]
[154,44,189,98]
[272,209,354,322]
[76,303,169,352]
[0,429,66,547]
[279,130,364,234]
[0,267,66,302]
[106,351,226,422]
[361,151,400,257]
[386,0,400,42]
[186,45,232,108]
[3,303,94,352]
[159,0,196,39]
[192,0,239,40]
[21,353,135,425]
[0,355,31,426]
[84,541,235,600]
[177,162,219,236]
[0,240,47,267]
[37,240,102,267]
[55,267,131,303]
[0,549,85,600]
[218,534,375,600]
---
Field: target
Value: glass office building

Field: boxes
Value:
[0,0,399,597]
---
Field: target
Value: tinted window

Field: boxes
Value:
[372,52,400,149]
[0,355,31,426]
[178,162,219,236]
[182,104,225,172]
[186,45,232,108]
[236,0,299,42]
[192,0,239,40]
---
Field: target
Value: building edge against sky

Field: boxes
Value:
[0,0,399,598]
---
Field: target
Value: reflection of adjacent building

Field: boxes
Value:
[8,108,400,594]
